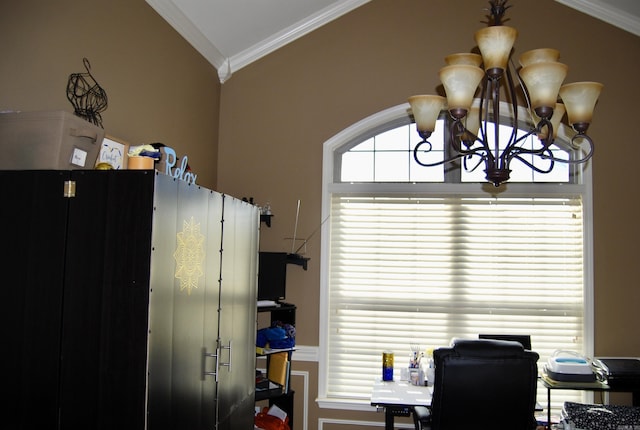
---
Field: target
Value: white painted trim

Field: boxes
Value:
[291,370,310,430]
[144,0,228,77]
[555,0,640,36]
[291,344,319,362]
[256,368,311,430]
[147,0,371,83]
[318,418,414,429]
[316,397,378,412]
[229,0,372,79]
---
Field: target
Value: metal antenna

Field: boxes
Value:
[291,199,300,254]
[294,215,330,254]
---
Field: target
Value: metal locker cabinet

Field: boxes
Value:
[1,170,258,430]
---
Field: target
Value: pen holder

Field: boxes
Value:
[401,367,425,385]
[409,367,424,386]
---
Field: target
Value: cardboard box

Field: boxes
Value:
[0,110,104,169]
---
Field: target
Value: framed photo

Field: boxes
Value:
[96,135,129,169]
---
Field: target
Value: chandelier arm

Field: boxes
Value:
[415,118,497,168]
[463,154,487,173]
[535,118,554,151]
[451,119,489,156]
[510,153,555,174]
[499,65,521,157]
[479,78,491,154]
[539,134,595,164]
[503,128,542,157]
[503,119,555,162]
[490,76,502,166]
[413,138,466,167]
[506,65,520,131]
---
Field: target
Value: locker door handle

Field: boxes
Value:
[220,340,232,371]
[202,348,219,382]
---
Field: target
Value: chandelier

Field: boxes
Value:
[408,0,603,187]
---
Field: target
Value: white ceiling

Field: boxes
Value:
[146,0,640,84]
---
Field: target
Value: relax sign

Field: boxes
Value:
[162,147,197,184]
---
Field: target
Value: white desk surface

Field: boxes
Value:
[370,379,433,407]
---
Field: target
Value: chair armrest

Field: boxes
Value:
[413,405,431,427]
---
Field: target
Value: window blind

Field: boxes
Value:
[326,194,585,410]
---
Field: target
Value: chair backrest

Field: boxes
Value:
[430,339,539,430]
[478,333,532,351]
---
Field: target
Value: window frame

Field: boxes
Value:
[317,103,594,411]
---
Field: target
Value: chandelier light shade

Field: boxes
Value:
[408,95,447,137]
[445,53,483,67]
[559,82,604,129]
[474,25,518,72]
[519,61,568,114]
[519,48,560,67]
[439,65,485,115]
[409,0,603,186]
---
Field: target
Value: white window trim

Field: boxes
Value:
[317,103,594,409]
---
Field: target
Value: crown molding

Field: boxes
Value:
[555,0,640,37]
[147,0,370,83]
[227,0,371,82]
[145,0,229,75]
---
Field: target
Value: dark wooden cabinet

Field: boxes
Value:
[1,170,259,430]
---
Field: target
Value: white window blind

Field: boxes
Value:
[326,194,585,409]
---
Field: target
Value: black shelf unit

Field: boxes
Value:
[258,301,296,325]
[260,214,273,227]
[256,302,296,428]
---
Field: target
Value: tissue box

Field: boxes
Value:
[0,110,104,169]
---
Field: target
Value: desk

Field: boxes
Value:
[540,372,611,429]
[540,372,640,428]
[370,380,432,430]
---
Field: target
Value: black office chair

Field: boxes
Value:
[413,339,540,430]
[478,334,532,351]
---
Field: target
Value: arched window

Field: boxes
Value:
[317,103,594,416]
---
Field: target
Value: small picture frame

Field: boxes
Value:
[96,135,129,169]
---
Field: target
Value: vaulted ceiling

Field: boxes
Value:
[146,0,640,83]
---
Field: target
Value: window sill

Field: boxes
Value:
[316,396,377,412]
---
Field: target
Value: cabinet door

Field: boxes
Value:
[59,170,155,429]
[2,170,70,429]
[147,176,223,429]
[217,197,259,430]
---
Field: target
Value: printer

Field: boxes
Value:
[545,350,597,382]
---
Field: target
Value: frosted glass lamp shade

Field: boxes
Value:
[519,48,560,67]
[464,104,481,141]
[474,26,517,71]
[559,82,603,126]
[408,95,446,133]
[445,53,483,67]
[519,62,568,114]
[439,65,485,114]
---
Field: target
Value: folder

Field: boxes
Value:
[268,352,289,387]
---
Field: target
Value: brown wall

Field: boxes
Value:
[3,0,640,429]
[0,0,220,188]
[218,0,640,428]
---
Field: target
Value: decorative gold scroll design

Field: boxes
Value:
[173,216,205,295]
